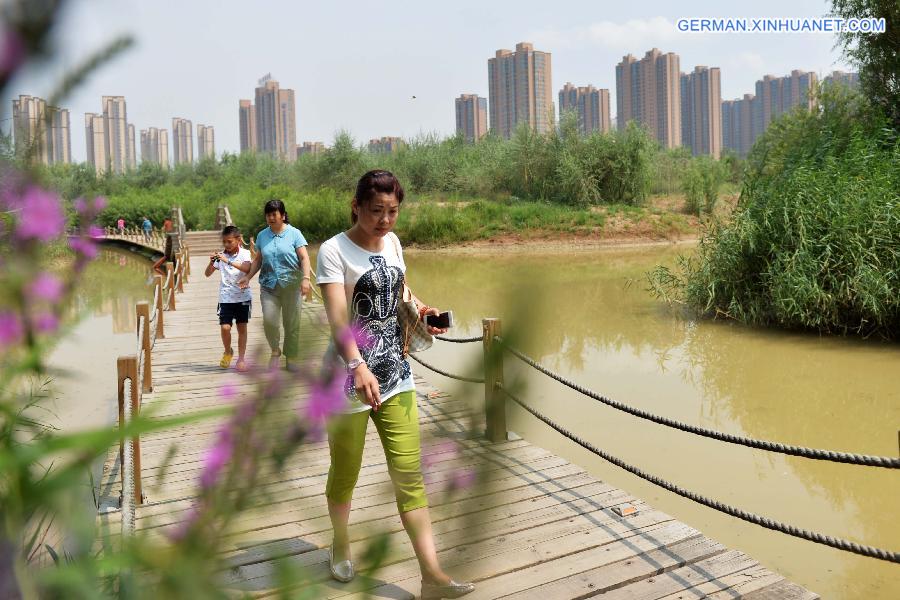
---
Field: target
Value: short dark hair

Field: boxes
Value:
[264,199,289,224]
[352,170,404,223]
[222,225,241,238]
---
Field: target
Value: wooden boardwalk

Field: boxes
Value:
[96,251,819,599]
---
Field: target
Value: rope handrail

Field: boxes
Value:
[497,337,899,469]
[408,353,484,383]
[435,334,484,343]
[121,375,136,538]
[136,315,145,360]
[500,385,899,564]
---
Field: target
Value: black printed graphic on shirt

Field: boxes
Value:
[347,255,410,396]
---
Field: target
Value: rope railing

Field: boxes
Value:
[499,384,900,564]
[408,353,484,383]
[435,334,484,343]
[113,222,190,513]
[497,337,900,470]
[121,374,136,538]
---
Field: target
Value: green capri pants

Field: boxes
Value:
[325,390,428,513]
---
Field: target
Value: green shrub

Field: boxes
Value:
[650,88,900,338]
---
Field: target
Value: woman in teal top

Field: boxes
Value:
[240,200,312,369]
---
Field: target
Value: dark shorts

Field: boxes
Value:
[218,301,251,325]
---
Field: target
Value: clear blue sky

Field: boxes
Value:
[4,0,852,162]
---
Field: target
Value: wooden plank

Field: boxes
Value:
[493,536,725,600]
[594,549,766,600]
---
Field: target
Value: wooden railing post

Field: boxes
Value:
[136,302,152,392]
[483,318,507,442]
[176,253,185,293]
[153,274,165,339]
[166,263,176,310]
[117,355,143,505]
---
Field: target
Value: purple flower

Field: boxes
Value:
[423,440,459,469]
[33,313,59,334]
[199,428,233,490]
[0,312,23,347]
[0,28,25,76]
[73,198,87,214]
[306,369,346,422]
[449,468,477,491]
[69,236,98,258]
[337,323,373,352]
[219,383,238,402]
[164,505,200,543]
[262,367,284,397]
[12,187,66,242]
[88,225,104,238]
[93,196,108,211]
[27,273,64,303]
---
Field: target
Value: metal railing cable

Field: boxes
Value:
[498,337,899,469]
[408,353,484,383]
[435,334,484,343]
[500,384,899,563]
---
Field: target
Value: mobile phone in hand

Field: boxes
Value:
[425,311,453,329]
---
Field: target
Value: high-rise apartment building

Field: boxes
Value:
[721,93,755,157]
[824,70,860,90]
[197,124,215,160]
[455,94,488,142]
[126,123,136,170]
[11,95,71,165]
[238,100,257,152]
[680,66,722,158]
[754,70,817,137]
[85,113,107,175]
[101,96,129,174]
[615,48,681,148]
[296,141,325,158]
[368,136,403,154]
[172,117,193,165]
[254,75,297,159]
[721,69,818,157]
[140,127,169,167]
[488,42,554,139]
[49,106,72,165]
[558,83,611,135]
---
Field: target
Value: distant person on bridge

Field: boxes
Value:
[116,217,125,234]
[238,199,312,370]
[162,217,173,233]
[141,216,152,242]
[316,170,473,599]
[206,225,252,372]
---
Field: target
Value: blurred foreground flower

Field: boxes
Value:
[0,311,24,348]
[6,186,66,242]
[27,273,64,303]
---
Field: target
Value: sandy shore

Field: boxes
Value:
[403,234,700,255]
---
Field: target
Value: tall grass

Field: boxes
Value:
[650,87,900,339]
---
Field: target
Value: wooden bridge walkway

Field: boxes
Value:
[96,244,819,599]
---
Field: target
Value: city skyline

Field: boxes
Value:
[2,0,853,162]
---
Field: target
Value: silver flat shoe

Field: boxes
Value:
[421,579,475,599]
[328,545,354,583]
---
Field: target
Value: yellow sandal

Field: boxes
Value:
[219,349,234,368]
